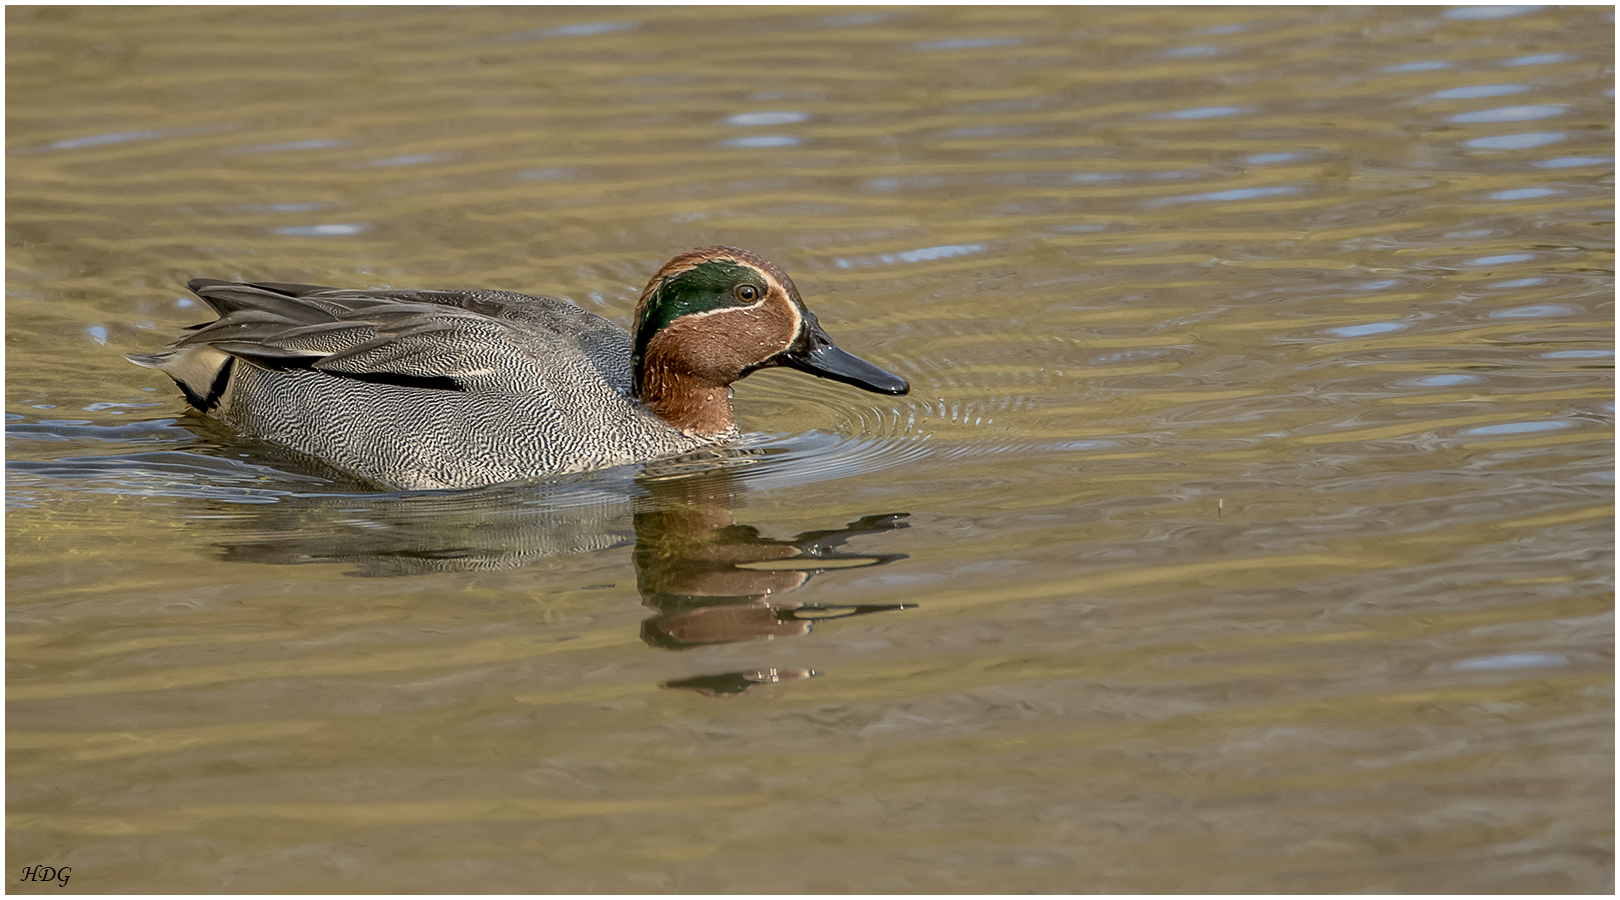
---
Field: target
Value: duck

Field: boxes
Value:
[129,246,909,491]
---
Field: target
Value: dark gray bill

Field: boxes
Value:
[779,316,910,396]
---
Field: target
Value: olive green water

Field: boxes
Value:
[6,5,1614,893]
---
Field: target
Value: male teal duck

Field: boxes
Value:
[129,246,909,490]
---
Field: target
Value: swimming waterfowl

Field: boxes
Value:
[129,246,909,490]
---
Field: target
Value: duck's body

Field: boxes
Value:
[130,247,908,490]
[150,282,716,490]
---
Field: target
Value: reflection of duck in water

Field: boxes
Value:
[198,460,912,695]
[130,247,908,490]
[635,469,910,651]
[631,468,911,695]
[662,667,819,698]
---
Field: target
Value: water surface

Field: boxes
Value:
[7,6,1613,893]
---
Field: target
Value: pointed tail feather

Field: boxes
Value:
[126,346,234,411]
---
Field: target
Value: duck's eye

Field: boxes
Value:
[736,284,759,302]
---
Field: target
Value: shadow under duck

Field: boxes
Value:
[129,246,909,490]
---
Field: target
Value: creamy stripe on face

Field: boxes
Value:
[632,250,805,373]
[641,275,802,372]
[653,279,800,336]
[635,246,800,318]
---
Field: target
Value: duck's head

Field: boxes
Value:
[632,246,909,435]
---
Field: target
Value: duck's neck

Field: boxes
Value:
[637,358,736,435]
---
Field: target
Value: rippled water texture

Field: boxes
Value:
[7,6,1614,893]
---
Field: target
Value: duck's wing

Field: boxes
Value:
[130,280,633,409]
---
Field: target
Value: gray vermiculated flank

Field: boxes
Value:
[137,282,722,490]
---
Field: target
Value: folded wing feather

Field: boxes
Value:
[133,281,574,405]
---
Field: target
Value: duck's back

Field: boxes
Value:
[131,281,714,489]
